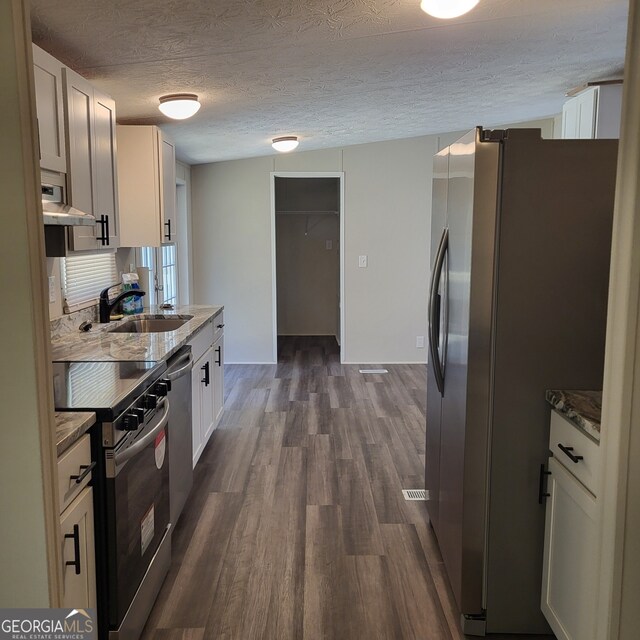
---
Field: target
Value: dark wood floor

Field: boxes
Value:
[141,335,465,640]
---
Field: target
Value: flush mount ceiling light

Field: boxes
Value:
[158,93,201,120]
[420,0,480,19]
[272,136,299,152]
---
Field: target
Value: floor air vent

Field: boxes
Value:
[359,368,389,374]
[402,489,427,501]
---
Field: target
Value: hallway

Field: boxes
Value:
[142,336,463,640]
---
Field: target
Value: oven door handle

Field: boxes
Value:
[114,398,170,466]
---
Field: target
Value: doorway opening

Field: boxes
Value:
[270,172,345,363]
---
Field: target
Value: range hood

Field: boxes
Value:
[43,201,96,227]
[42,184,95,227]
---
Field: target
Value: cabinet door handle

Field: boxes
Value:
[538,463,551,504]
[105,214,110,246]
[64,524,81,575]
[557,443,584,463]
[97,215,107,245]
[164,219,171,241]
[201,361,210,386]
[215,346,221,366]
[70,462,96,485]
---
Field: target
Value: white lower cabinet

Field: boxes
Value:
[541,412,601,640]
[213,334,224,426]
[60,486,97,608]
[200,345,216,450]
[189,315,224,467]
[57,433,96,609]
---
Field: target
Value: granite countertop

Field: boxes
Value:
[545,389,602,442]
[51,305,223,362]
[55,411,96,456]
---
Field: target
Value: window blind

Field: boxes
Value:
[62,251,118,312]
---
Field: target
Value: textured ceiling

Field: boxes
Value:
[30,0,628,164]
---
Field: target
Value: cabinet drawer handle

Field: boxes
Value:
[70,461,96,485]
[64,524,81,575]
[216,323,225,329]
[538,463,551,504]
[557,443,584,463]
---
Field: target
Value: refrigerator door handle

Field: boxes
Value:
[428,227,448,395]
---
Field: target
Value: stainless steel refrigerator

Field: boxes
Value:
[426,127,617,636]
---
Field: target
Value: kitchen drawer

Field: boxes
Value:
[188,319,214,362]
[57,434,93,513]
[550,411,600,496]
[213,311,224,342]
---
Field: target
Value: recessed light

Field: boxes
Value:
[158,94,201,120]
[272,136,299,152]
[420,0,480,19]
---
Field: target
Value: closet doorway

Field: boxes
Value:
[270,172,345,363]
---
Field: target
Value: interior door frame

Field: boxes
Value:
[270,171,345,363]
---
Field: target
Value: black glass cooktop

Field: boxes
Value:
[52,360,167,421]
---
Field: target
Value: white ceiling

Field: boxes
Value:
[31,0,628,164]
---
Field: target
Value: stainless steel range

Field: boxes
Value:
[53,359,174,640]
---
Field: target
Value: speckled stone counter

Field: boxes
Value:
[51,305,223,363]
[545,389,602,442]
[55,411,96,456]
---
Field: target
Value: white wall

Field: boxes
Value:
[342,137,434,363]
[191,121,555,364]
[192,157,276,362]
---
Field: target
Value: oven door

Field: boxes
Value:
[105,398,171,628]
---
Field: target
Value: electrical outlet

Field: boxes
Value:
[358,255,368,268]
[48,275,56,303]
[129,263,136,273]
[416,336,425,348]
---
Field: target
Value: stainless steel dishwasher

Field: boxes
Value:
[165,346,194,526]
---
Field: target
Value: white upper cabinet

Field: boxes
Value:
[63,67,120,251]
[161,137,177,242]
[561,84,623,139]
[117,125,177,247]
[93,90,119,247]
[32,44,66,173]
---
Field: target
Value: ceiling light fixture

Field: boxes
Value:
[158,93,201,120]
[272,136,299,152]
[420,0,480,19]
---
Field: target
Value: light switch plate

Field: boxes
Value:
[358,255,368,268]
[326,240,333,250]
[416,336,425,348]
[48,275,56,303]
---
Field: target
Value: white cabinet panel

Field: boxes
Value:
[64,68,120,251]
[161,137,177,242]
[213,334,224,427]
[93,90,119,248]
[561,84,622,139]
[117,125,175,247]
[191,356,203,467]
[33,44,66,173]
[541,457,598,640]
[60,486,96,609]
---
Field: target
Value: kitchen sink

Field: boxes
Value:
[109,314,194,333]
